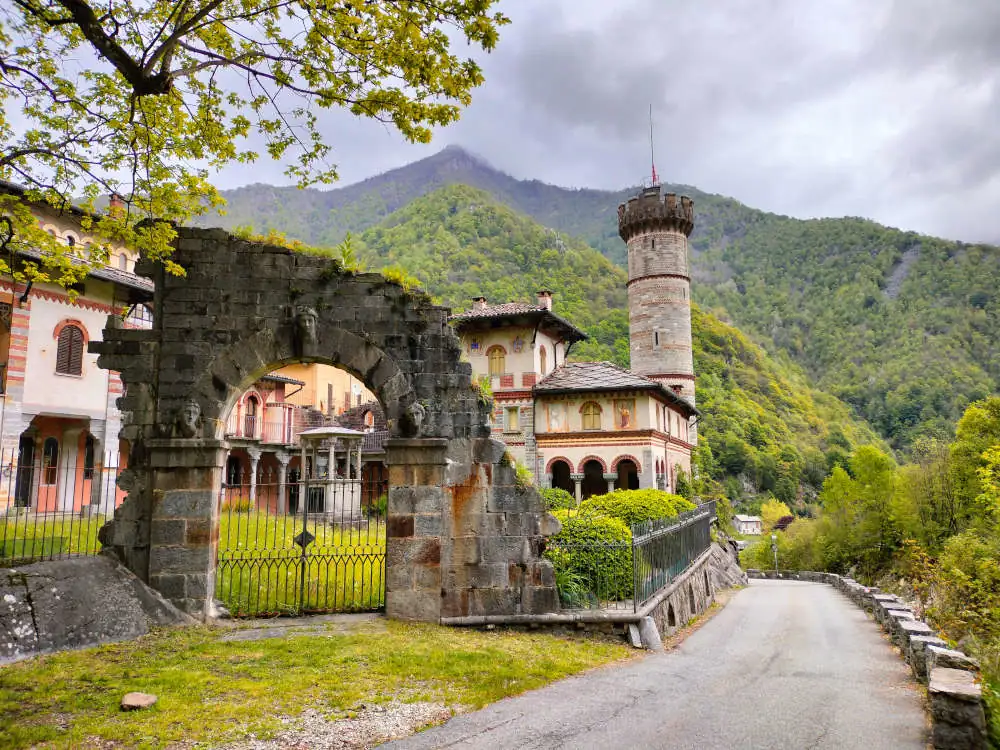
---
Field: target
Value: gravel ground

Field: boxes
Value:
[218,701,454,750]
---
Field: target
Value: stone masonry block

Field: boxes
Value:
[385,589,441,622]
[909,635,950,682]
[481,536,530,564]
[148,545,212,576]
[150,519,187,546]
[412,564,441,591]
[413,514,444,537]
[154,489,216,518]
[388,486,443,514]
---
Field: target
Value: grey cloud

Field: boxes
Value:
[215,0,1000,244]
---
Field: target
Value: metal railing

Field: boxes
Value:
[1,452,124,566]
[632,501,714,607]
[546,499,715,613]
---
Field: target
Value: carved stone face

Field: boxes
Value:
[177,399,201,438]
[296,306,318,341]
[294,306,319,355]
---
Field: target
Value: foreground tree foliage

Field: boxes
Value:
[0,0,507,282]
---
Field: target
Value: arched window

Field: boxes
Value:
[42,437,59,485]
[363,410,375,431]
[65,234,76,247]
[539,346,547,375]
[118,254,128,271]
[487,346,506,377]
[581,402,602,431]
[244,396,259,437]
[56,324,85,375]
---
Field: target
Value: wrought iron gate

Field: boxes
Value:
[215,460,388,617]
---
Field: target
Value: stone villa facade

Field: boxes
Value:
[452,186,699,500]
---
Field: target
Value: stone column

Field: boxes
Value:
[641,448,655,489]
[384,438,448,622]
[146,439,229,618]
[274,450,292,515]
[246,446,261,507]
[603,472,618,490]
[570,473,584,503]
[58,427,83,512]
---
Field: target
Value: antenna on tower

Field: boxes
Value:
[649,104,659,186]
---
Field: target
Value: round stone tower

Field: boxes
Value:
[618,186,696,411]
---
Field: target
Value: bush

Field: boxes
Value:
[579,489,694,527]
[540,487,576,511]
[221,498,252,514]
[367,493,388,518]
[545,510,633,604]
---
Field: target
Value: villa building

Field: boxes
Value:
[452,185,701,501]
[0,183,151,516]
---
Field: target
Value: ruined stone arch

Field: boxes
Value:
[92,226,559,620]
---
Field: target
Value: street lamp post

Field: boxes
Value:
[771,533,778,572]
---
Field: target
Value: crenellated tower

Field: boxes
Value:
[618,187,697,432]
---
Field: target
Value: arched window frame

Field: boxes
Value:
[486,345,506,377]
[580,401,602,431]
[118,254,128,271]
[54,321,87,376]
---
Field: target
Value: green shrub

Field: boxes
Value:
[540,487,576,511]
[545,510,633,603]
[579,489,694,527]
[221,498,252,514]
[367,493,388,518]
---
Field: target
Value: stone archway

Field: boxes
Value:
[93,226,559,620]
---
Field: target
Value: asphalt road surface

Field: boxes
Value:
[382,580,928,749]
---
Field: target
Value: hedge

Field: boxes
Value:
[579,489,695,527]
[540,487,576,511]
[545,510,633,605]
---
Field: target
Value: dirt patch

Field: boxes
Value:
[218,701,455,750]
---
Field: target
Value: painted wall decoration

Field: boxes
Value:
[614,399,635,429]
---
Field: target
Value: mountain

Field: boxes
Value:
[206,147,1000,453]
[346,184,882,502]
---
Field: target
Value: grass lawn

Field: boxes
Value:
[0,620,633,749]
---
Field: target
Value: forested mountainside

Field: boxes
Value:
[346,185,880,502]
[207,147,1000,454]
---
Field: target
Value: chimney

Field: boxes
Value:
[537,290,553,311]
[472,296,487,311]
[108,193,125,216]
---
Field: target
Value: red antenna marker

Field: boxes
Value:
[649,104,659,186]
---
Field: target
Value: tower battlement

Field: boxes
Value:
[617,187,695,242]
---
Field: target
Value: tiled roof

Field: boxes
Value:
[19,247,153,296]
[535,361,698,416]
[260,373,306,386]
[450,302,588,343]
[451,302,546,319]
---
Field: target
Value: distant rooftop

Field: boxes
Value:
[535,361,698,416]
[450,293,587,344]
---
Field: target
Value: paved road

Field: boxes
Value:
[383,580,928,749]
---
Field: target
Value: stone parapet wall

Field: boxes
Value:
[747,569,988,749]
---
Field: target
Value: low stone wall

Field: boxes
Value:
[1,556,192,663]
[747,569,988,750]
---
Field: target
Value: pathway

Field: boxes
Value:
[382,580,928,749]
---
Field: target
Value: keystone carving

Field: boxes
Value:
[293,305,318,357]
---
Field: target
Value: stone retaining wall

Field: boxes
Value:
[747,569,988,750]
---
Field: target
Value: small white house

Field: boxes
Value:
[734,514,763,536]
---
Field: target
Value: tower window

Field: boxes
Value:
[651,238,656,250]
[654,331,659,347]
[506,407,520,432]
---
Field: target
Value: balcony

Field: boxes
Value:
[226,404,296,445]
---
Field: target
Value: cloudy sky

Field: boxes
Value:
[216,0,1000,244]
